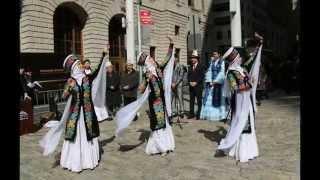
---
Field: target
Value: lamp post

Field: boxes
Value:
[126,0,135,64]
[137,0,143,84]
[230,0,242,47]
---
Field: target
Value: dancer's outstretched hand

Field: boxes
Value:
[102,47,107,56]
[24,93,31,101]
[254,32,263,43]
[138,84,146,93]
[167,36,173,43]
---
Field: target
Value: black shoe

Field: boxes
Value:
[179,114,184,119]
[214,150,226,157]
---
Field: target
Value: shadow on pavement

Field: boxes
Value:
[52,152,61,168]
[100,135,116,147]
[99,135,116,155]
[198,126,227,143]
[118,142,144,152]
[118,129,150,152]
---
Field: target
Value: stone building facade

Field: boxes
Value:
[20,0,214,77]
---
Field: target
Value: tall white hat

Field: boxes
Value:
[63,54,80,73]
[222,47,239,61]
[191,50,200,58]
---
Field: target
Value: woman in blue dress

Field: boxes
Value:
[200,51,227,121]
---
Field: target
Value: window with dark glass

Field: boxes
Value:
[188,0,194,7]
[109,15,126,58]
[214,16,230,26]
[54,6,84,61]
[175,48,180,61]
[175,25,180,36]
[217,31,223,40]
[241,18,244,25]
[253,10,258,18]
[213,2,229,12]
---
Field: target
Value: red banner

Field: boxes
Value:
[140,10,153,25]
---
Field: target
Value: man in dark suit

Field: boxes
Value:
[120,62,140,120]
[106,62,122,118]
[188,50,205,120]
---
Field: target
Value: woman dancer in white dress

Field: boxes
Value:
[115,37,175,156]
[40,51,109,172]
[216,34,263,163]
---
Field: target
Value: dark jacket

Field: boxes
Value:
[106,72,122,106]
[188,63,205,88]
[20,74,28,99]
[120,70,139,98]
[24,74,35,99]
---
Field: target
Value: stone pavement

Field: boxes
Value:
[20,94,300,180]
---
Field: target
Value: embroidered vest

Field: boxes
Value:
[64,77,100,141]
[229,70,252,92]
[147,74,167,131]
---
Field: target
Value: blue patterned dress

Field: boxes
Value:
[200,59,227,121]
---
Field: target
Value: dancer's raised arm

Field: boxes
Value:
[159,36,174,69]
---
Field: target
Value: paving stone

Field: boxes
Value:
[20,95,300,179]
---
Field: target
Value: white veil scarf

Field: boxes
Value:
[115,49,175,137]
[92,56,109,121]
[249,45,263,112]
[219,64,252,150]
[163,48,175,118]
[39,57,109,156]
[39,96,72,156]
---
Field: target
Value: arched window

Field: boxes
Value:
[188,0,194,7]
[54,4,86,65]
[109,14,126,58]
[108,14,126,73]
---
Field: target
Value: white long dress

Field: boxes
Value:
[60,107,100,172]
[218,46,262,163]
[115,47,176,155]
[218,91,259,162]
[116,85,175,155]
[145,58,175,155]
[145,117,175,155]
[40,57,109,172]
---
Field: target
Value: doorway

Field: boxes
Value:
[109,14,126,74]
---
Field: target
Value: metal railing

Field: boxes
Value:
[34,89,66,106]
